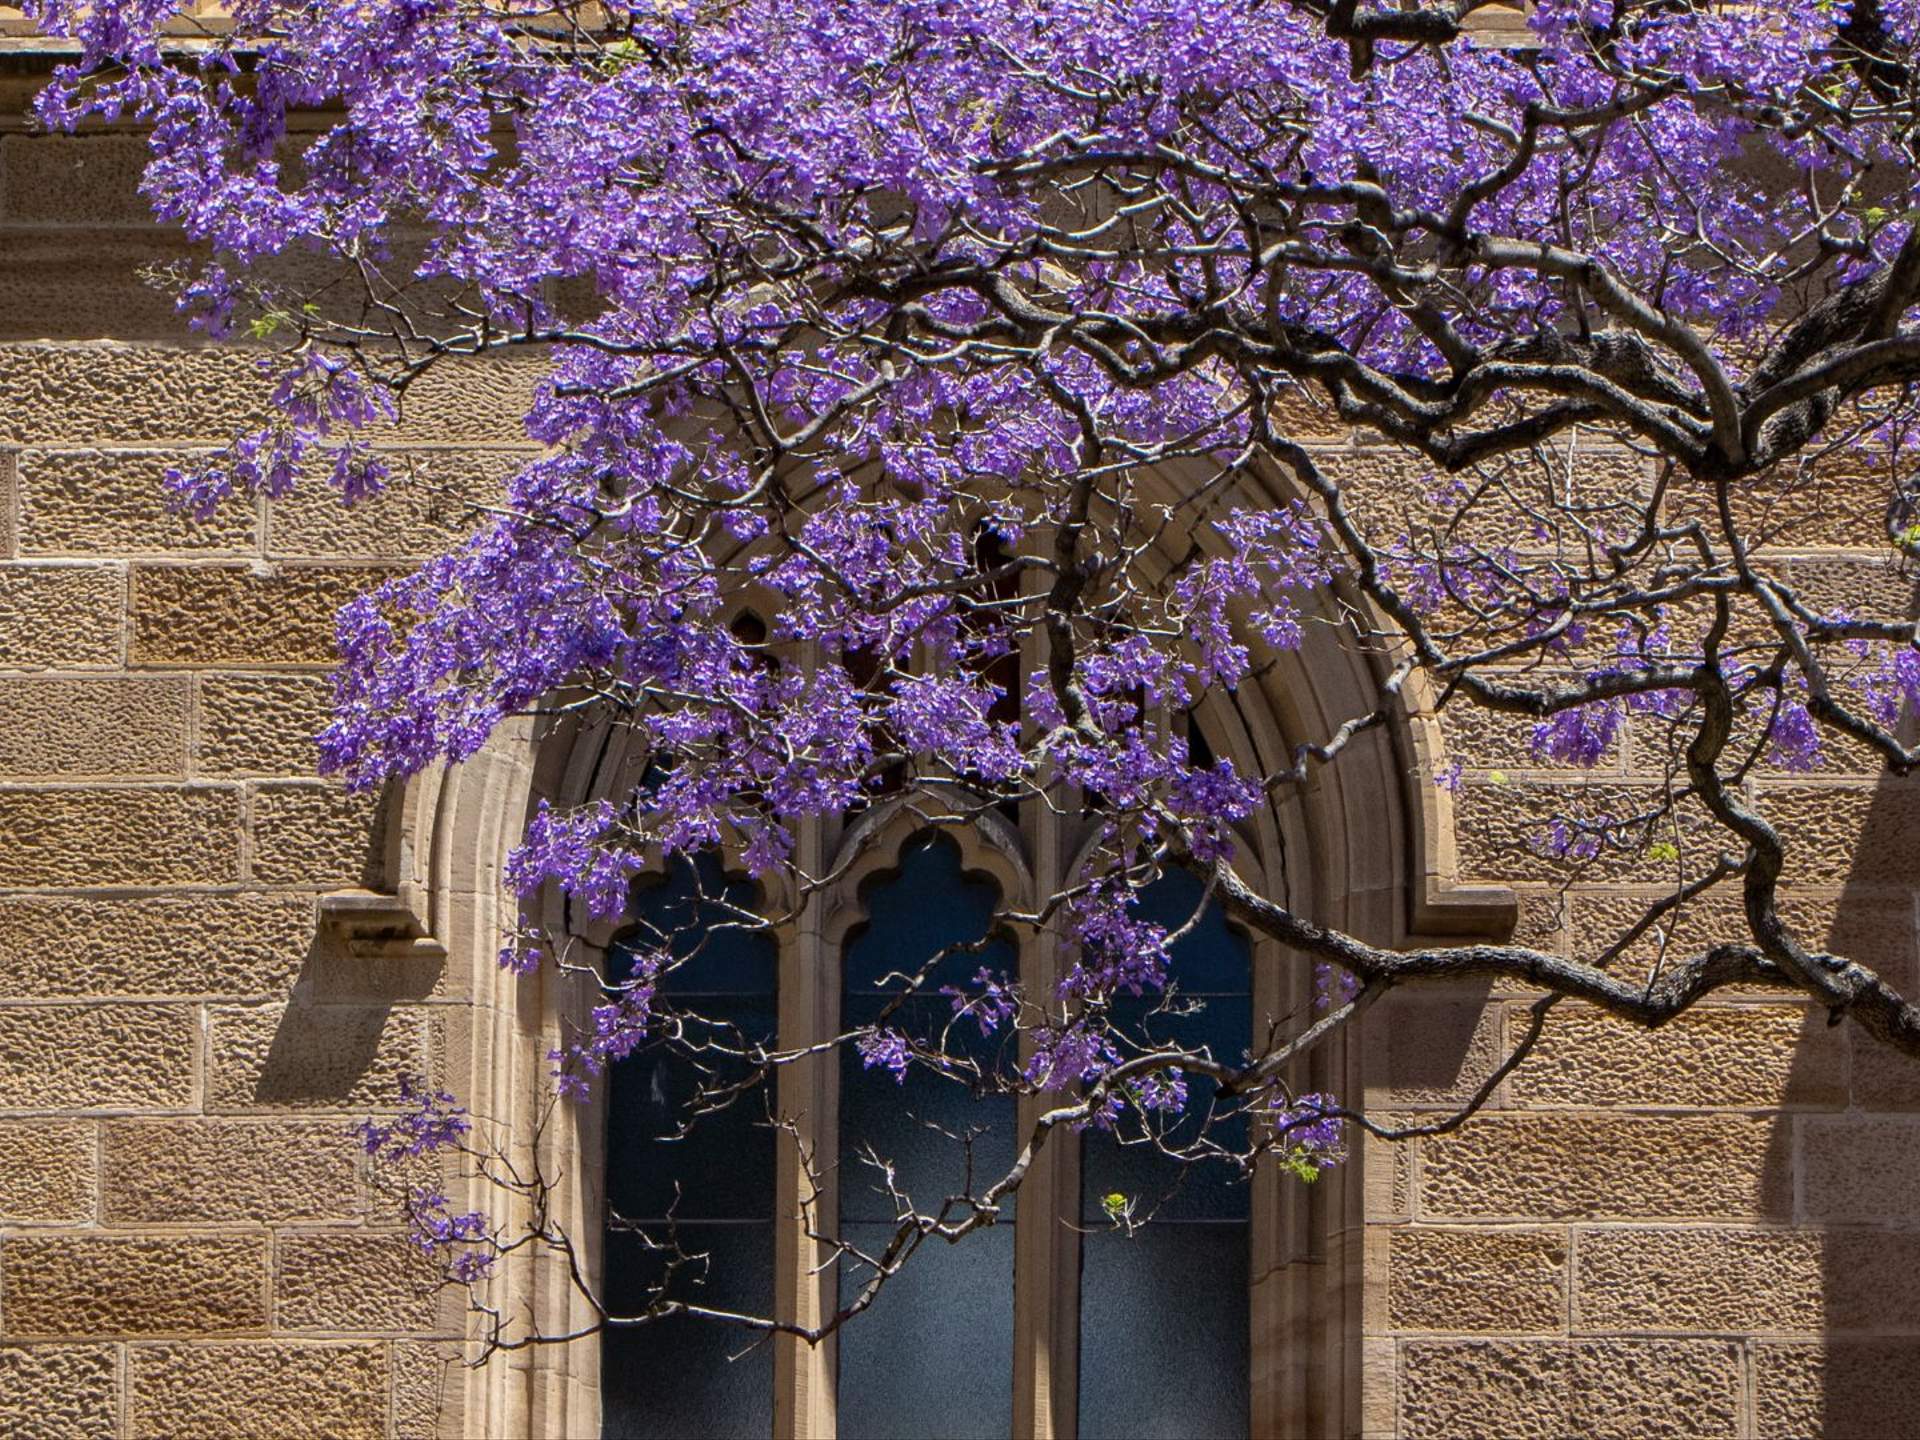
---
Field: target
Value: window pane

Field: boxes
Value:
[838,1223,1016,1439]
[616,853,777,995]
[1132,869,1253,995]
[607,1000,779,1222]
[1077,1225,1250,1439]
[1079,875,1252,1438]
[604,858,779,1438]
[602,1223,775,1440]
[838,998,1018,1224]
[845,833,1013,994]
[838,832,1016,1435]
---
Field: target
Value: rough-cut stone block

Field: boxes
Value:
[16,448,254,554]
[0,450,14,559]
[1567,889,1914,992]
[1507,888,1568,953]
[0,892,312,999]
[1755,1341,1920,1439]
[0,345,539,446]
[393,1340,462,1440]
[207,1001,431,1110]
[198,672,332,776]
[250,781,384,886]
[0,345,273,445]
[0,232,204,342]
[104,1119,359,1225]
[1507,1003,1846,1110]
[1575,1227,1822,1334]
[266,448,525,558]
[1387,1228,1565,1334]
[378,356,542,444]
[1577,1227,1920,1336]
[1756,782,1920,887]
[1850,1030,1920,1110]
[1439,685,1622,774]
[1669,450,1892,549]
[0,785,240,887]
[0,1121,95,1224]
[1368,994,1503,1108]
[1400,1339,1741,1440]
[1628,690,1886,777]
[1774,556,1917,626]
[0,1005,193,1111]
[275,1231,448,1332]
[130,564,393,668]
[128,1342,388,1440]
[1802,1117,1920,1224]
[0,676,189,778]
[1453,780,1717,885]
[3,1235,268,1337]
[1784,891,1910,984]
[1328,441,1648,553]
[1,135,153,224]
[1823,1233,1920,1333]
[1420,1114,1789,1221]
[1566,1339,1743,1440]
[0,564,121,670]
[0,1346,119,1439]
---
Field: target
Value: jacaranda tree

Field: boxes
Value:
[31,0,1920,1353]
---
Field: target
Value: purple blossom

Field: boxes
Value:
[1530,702,1622,768]
[943,967,1018,1036]
[352,1076,470,1165]
[1025,1024,1119,1094]
[1268,1091,1346,1180]
[857,1029,912,1084]
[1314,962,1360,1013]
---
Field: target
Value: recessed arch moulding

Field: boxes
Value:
[343,455,1514,1439]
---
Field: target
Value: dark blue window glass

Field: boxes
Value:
[837,833,1018,1438]
[602,854,779,1440]
[1077,872,1252,1439]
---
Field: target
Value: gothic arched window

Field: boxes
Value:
[837,832,1020,1438]
[598,818,1269,1439]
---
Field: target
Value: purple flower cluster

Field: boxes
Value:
[943,967,1019,1037]
[1268,1091,1346,1181]
[857,1029,912,1084]
[403,1184,493,1282]
[1024,1024,1121,1094]
[551,968,662,1102]
[351,1076,470,1165]
[355,1079,495,1281]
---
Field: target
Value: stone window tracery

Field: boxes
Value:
[597,714,1270,1437]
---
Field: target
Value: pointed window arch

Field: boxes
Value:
[836,830,1021,1438]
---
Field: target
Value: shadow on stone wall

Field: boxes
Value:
[241,794,448,1110]
[1760,766,1920,1437]
[238,930,447,1109]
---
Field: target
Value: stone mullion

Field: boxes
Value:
[773,644,838,1438]
[1013,774,1079,1440]
[1013,520,1081,1439]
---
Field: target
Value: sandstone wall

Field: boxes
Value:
[1352,416,1920,1436]
[0,112,539,1439]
